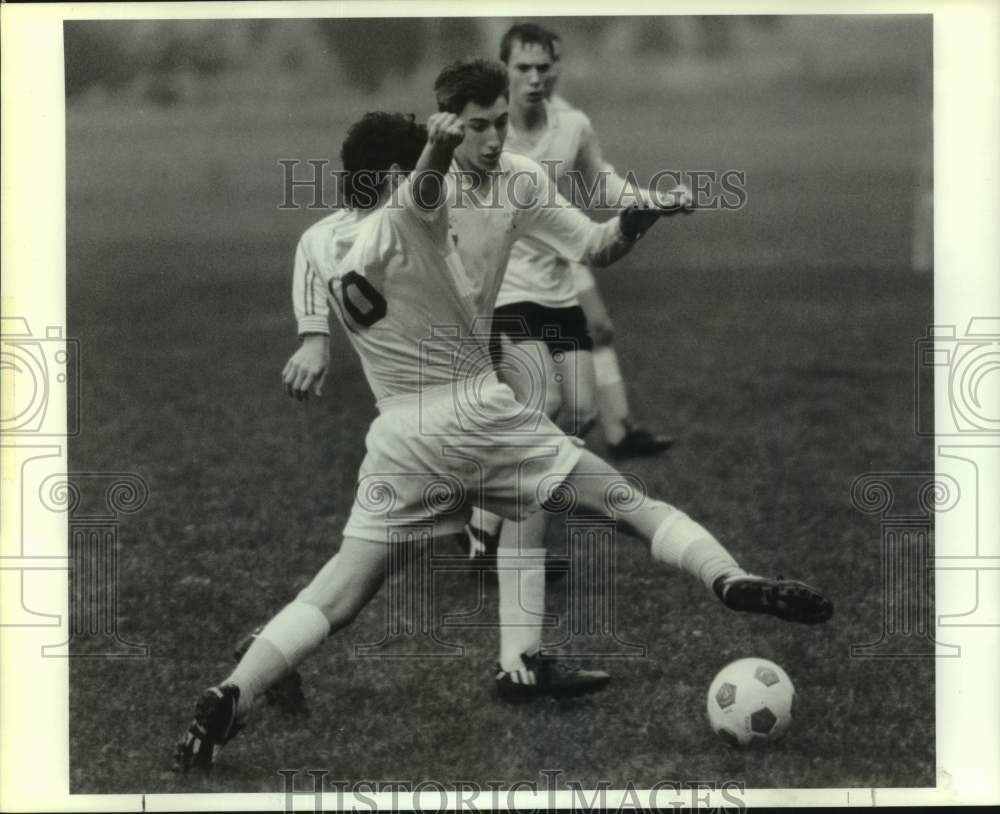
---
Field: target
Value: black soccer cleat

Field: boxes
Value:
[172,684,242,773]
[607,421,675,459]
[714,574,833,625]
[233,628,308,716]
[496,651,612,703]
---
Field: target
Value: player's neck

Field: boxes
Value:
[512,100,547,133]
[453,155,497,192]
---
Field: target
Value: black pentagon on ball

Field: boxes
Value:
[754,666,780,687]
[715,682,737,709]
[750,707,778,734]
[716,727,741,748]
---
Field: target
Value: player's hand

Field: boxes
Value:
[282,334,329,401]
[620,205,662,240]
[655,184,694,214]
[426,112,465,148]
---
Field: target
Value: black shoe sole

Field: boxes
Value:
[725,578,833,625]
[173,688,239,773]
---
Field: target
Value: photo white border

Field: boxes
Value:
[2,0,998,810]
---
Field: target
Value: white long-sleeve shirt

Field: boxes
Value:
[498,100,647,308]
[292,152,636,341]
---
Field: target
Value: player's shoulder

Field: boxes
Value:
[501,151,548,178]
[548,98,592,133]
[299,208,360,249]
[548,94,575,113]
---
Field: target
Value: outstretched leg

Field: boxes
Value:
[558,450,833,625]
[173,537,402,772]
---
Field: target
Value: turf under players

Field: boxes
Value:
[173,100,832,772]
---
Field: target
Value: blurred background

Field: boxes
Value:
[65,15,932,270]
[66,16,936,791]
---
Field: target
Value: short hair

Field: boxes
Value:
[339,112,427,210]
[499,22,557,63]
[434,59,509,114]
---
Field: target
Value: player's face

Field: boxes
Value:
[543,39,562,99]
[454,97,509,172]
[507,41,552,109]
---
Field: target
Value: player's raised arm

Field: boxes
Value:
[409,112,465,211]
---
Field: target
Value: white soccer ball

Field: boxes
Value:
[706,657,795,747]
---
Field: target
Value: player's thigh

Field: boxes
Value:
[576,284,614,348]
[500,338,561,418]
[555,349,596,432]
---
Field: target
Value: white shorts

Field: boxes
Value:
[342,376,584,543]
[570,262,597,293]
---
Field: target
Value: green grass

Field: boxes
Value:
[67,77,933,792]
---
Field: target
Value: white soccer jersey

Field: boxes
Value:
[499,101,606,309]
[447,151,629,314]
[498,100,649,309]
[292,208,365,337]
[316,180,488,404]
[293,152,629,340]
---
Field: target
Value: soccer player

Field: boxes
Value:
[174,105,831,774]
[465,24,680,558]
[512,23,674,458]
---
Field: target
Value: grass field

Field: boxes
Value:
[67,72,933,793]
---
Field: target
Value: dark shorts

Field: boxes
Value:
[490,303,594,366]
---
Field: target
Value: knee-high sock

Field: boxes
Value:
[225,601,329,717]
[651,508,745,592]
[594,346,630,445]
[470,506,503,535]
[496,547,548,671]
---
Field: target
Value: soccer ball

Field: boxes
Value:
[706,658,795,747]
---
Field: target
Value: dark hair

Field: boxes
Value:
[434,59,509,114]
[339,112,427,210]
[499,22,557,63]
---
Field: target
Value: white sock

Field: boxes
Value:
[496,547,548,672]
[594,347,630,444]
[651,508,744,592]
[470,506,503,535]
[226,601,329,717]
[593,345,623,388]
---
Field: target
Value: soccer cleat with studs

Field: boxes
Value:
[496,651,611,702]
[172,684,242,772]
[714,574,833,625]
[232,628,308,716]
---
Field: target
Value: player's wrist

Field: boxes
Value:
[617,210,645,242]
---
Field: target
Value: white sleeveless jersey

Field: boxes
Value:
[498,101,596,308]
[447,150,627,314]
